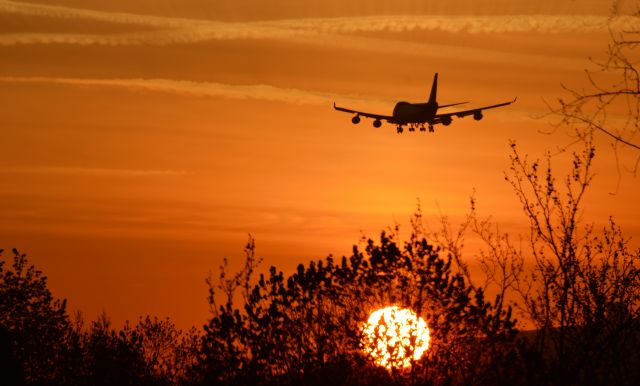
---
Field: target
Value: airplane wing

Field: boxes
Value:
[436,98,517,122]
[333,103,395,122]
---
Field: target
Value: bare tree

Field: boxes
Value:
[504,138,640,385]
[552,1,640,173]
[427,133,640,384]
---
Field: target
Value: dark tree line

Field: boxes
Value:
[2,139,640,385]
[0,248,200,386]
[4,163,638,386]
[1,138,639,386]
[197,230,517,386]
[1,230,519,386]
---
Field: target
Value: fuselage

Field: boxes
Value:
[392,101,438,124]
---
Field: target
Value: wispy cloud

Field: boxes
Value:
[0,0,637,48]
[0,76,389,107]
[266,14,637,34]
[0,166,190,177]
[0,0,188,28]
[0,76,548,121]
[0,75,549,127]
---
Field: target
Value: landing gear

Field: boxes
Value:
[396,123,433,133]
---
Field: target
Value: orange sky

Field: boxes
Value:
[1,0,639,329]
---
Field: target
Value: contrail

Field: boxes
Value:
[0,76,542,122]
[1,14,635,47]
[0,76,389,107]
[0,0,637,49]
[265,14,637,34]
[0,166,190,177]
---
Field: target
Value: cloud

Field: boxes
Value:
[0,166,190,177]
[0,76,388,107]
[0,76,549,121]
[0,0,188,28]
[0,0,637,48]
[0,0,287,43]
[267,14,637,35]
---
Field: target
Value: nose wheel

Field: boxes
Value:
[396,125,404,134]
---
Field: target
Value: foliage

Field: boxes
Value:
[0,248,72,384]
[2,146,639,385]
[505,139,640,385]
[2,125,640,386]
[0,249,200,386]
[134,316,201,384]
[79,313,152,385]
[197,229,518,386]
[437,138,640,385]
[416,136,640,385]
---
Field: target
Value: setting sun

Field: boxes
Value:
[361,306,430,369]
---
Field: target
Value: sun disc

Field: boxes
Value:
[361,306,430,369]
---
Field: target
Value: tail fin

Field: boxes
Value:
[428,73,438,104]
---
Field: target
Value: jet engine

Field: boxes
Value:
[373,119,382,128]
[352,115,361,124]
[441,116,452,126]
[473,111,483,121]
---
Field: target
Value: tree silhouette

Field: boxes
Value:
[79,313,153,385]
[0,248,72,384]
[133,316,201,385]
[505,138,640,385]
[65,312,201,385]
[439,137,640,386]
[551,1,640,171]
[2,137,638,386]
[197,228,518,386]
[0,249,203,386]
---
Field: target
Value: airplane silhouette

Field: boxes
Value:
[334,73,516,133]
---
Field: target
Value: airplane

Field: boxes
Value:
[333,73,516,134]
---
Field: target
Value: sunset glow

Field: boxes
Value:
[361,306,430,369]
